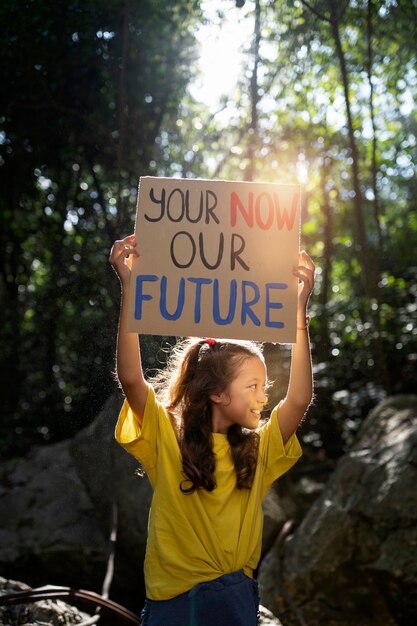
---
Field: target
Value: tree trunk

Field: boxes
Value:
[244,0,261,182]
[327,0,373,294]
[115,0,131,235]
[327,0,390,390]
[317,155,333,362]
[366,0,384,254]
[0,199,21,416]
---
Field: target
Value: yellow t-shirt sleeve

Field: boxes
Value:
[258,401,302,492]
[114,385,161,475]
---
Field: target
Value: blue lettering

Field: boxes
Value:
[241,281,261,326]
[135,275,158,319]
[265,283,287,328]
[213,279,237,325]
[136,275,288,331]
[187,277,212,323]
[160,276,185,320]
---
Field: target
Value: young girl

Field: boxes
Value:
[109,234,315,626]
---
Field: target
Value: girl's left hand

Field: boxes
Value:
[109,234,139,288]
[293,250,315,312]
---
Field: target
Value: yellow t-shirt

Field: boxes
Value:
[115,385,302,600]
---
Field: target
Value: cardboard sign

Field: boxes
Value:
[127,177,301,342]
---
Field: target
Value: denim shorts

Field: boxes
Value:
[140,570,260,626]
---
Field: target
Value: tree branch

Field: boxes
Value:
[300,0,331,23]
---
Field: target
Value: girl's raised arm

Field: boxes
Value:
[278,250,315,444]
[109,235,148,426]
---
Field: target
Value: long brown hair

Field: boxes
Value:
[151,337,265,494]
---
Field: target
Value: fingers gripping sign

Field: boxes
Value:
[293,250,315,309]
[109,234,140,287]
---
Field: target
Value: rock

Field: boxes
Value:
[0,441,108,586]
[258,395,417,626]
[0,393,152,610]
[262,489,289,557]
[261,452,330,559]
[258,604,283,625]
[0,577,93,626]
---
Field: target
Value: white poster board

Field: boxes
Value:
[127,177,301,342]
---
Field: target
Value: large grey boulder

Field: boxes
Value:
[259,395,417,626]
[0,393,152,609]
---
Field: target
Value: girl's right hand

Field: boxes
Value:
[109,234,139,287]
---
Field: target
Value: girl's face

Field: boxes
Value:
[210,356,268,433]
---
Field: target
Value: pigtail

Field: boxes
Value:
[166,339,205,415]
[227,424,260,489]
[180,405,217,493]
[166,340,217,494]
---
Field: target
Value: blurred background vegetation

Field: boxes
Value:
[1,0,416,461]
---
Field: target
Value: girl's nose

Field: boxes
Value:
[257,390,267,404]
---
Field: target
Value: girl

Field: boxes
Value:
[109,234,315,626]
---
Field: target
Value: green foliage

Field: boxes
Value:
[0,0,202,456]
[178,0,417,453]
[1,0,416,459]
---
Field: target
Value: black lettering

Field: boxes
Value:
[170,231,196,268]
[145,187,165,222]
[205,190,220,224]
[199,232,224,270]
[231,233,250,271]
[167,188,185,222]
[186,190,204,223]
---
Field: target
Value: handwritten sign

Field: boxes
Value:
[127,177,301,342]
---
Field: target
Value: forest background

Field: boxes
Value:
[1,0,416,470]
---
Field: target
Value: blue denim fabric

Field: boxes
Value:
[140,570,260,626]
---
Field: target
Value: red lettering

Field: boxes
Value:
[231,190,299,230]
[255,192,274,230]
[273,192,298,230]
[230,191,254,228]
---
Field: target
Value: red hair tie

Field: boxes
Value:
[205,338,216,347]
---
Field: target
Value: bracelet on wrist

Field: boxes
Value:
[297,315,311,330]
